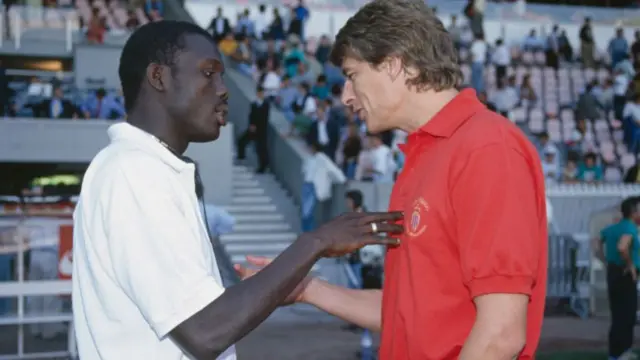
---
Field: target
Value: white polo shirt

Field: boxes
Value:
[72,122,236,360]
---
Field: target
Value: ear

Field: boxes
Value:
[145,63,171,92]
[384,56,405,82]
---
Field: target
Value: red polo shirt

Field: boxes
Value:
[379,89,547,360]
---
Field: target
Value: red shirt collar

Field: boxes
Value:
[411,88,485,139]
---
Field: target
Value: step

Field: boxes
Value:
[221,231,297,242]
[232,196,272,204]
[233,213,285,222]
[233,179,260,188]
[233,223,291,232]
[233,188,265,196]
[233,165,252,173]
[233,172,255,181]
[223,204,278,213]
[225,242,291,254]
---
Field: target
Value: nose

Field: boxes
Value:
[341,80,355,107]
[218,89,229,103]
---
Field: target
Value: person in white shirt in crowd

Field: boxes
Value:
[624,92,640,126]
[545,25,560,69]
[623,92,640,150]
[470,33,487,94]
[541,145,560,183]
[537,131,559,165]
[613,68,630,121]
[253,4,269,39]
[362,133,396,183]
[73,21,403,360]
[490,78,518,119]
[295,82,317,117]
[614,53,636,80]
[594,78,614,113]
[260,59,281,101]
[492,38,510,85]
[522,29,543,52]
[300,141,347,231]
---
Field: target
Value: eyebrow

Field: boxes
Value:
[200,58,225,74]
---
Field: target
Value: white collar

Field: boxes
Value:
[107,122,194,173]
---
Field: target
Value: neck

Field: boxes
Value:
[395,88,459,133]
[127,105,188,154]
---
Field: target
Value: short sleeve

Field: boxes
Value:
[450,143,544,298]
[104,158,225,338]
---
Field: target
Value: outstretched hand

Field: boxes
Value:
[234,255,311,304]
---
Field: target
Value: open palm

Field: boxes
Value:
[234,255,311,305]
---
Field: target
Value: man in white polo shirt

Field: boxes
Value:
[72,21,403,360]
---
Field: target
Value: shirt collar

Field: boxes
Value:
[107,122,193,173]
[413,88,485,139]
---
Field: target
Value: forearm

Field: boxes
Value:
[303,278,382,331]
[620,249,633,267]
[172,236,321,359]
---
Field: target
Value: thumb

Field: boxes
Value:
[246,255,273,266]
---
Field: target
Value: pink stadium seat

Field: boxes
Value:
[621,154,636,170]
[604,167,622,182]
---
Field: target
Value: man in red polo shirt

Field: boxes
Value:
[239,0,547,358]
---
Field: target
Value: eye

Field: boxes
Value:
[204,70,214,78]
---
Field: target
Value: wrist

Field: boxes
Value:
[300,277,324,305]
[297,233,325,260]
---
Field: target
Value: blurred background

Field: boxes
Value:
[1,0,640,358]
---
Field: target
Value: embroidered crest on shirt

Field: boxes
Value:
[407,197,429,237]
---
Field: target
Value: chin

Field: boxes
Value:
[190,128,221,142]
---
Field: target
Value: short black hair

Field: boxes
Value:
[346,190,364,209]
[621,197,639,218]
[119,20,215,112]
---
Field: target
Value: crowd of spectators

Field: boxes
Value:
[220,1,640,186]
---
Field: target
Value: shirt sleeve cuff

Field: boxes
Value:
[153,277,226,338]
[467,275,534,299]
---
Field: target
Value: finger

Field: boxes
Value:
[361,222,404,234]
[361,235,401,247]
[356,211,404,225]
[246,255,273,266]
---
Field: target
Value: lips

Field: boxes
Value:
[214,103,228,126]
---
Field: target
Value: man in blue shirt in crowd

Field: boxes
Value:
[595,196,640,360]
[82,88,126,120]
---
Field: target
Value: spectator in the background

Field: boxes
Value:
[464,0,484,38]
[237,86,270,173]
[277,75,298,121]
[519,74,538,106]
[307,104,341,160]
[294,82,316,117]
[208,7,231,43]
[144,0,163,22]
[448,15,463,51]
[575,83,602,121]
[537,131,558,160]
[579,17,595,68]
[492,38,510,85]
[125,10,140,31]
[315,35,332,64]
[470,33,487,94]
[312,74,329,101]
[218,32,237,57]
[623,92,640,149]
[30,86,79,119]
[287,8,303,41]
[562,156,579,183]
[541,145,560,183]
[268,8,285,42]
[577,152,603,183]
[608,28,629,69]
[260,59,281,101]
[300,142,323,231]
[568,118,590,151]
[283,41,305,78]
[359,133,395,183]
[232,34,254,76]
[631,30,640,69]
[595,78,614,113]
[236,9,253,36]
[614,53,636,80]
[291,61,314,86]
[257,39,282,70]
[546,25,560,69]
[558,29,573,62]
[293,0,309,40]
[522,29,542,52]
[82,88,126,120]
[613,68,630,121]
[254,4,269,40]
[341,122,362,179]
[624,162,640,184]
[490,78,518,118]
[86,7,106,44]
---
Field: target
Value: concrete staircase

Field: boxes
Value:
[221,164,301,265]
